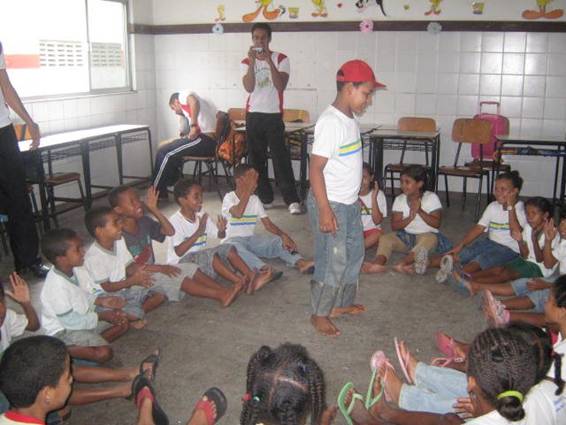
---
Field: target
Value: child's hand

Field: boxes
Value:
[544,218,558,241]
[527,278,551,291]
[453,397,474,419]
[506,191,519,209]
[319,206,338,235]
[511,229,523,242]
[97,296,126,310]
[131,266,154,287]
[320,406,338,425]
[448,243,464,256]
[197,213,209,236]
[281,234,297,252]
[144,186,159,211]
[109,310,128,326]
[216,215,227,232]
[372,185,379,198]
[158,265,181,278]
[6,272,31,305]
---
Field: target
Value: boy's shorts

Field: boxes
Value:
[505,257,543,278]
[95,286,163,319]
[154,262,199,302]
[181,245,233,279]
[511,277,551,313]
[54,325,108,347]
[458,238,519,270]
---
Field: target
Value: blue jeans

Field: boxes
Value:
[307,192,363,315]
[511,277,552,313]
[459,237,518,270]
[223,235,301,271]
[399,363,467,414]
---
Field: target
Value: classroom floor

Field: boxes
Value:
[0,185,486,425]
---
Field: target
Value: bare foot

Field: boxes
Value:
[249,266,273,294]
[130,320,146,330]
[296,259,315,274]
[330,304,366,318]
[344,387,376,424]
[191,395,218,424]
[310,315,340,337]
[362,261,388,274]
[401,264,415,274]
[221,282,242,308]
[392,263,405,273]
[381,363,403,404]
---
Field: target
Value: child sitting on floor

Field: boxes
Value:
[110,185,242,307]
[221,165,314,285]
[40,228,129,363]
[83,207,167,329]
[167,179,270,295]
[433,170,527,282]
[367,165,449,275]
[453,197,558,295]
[359,162,387,272]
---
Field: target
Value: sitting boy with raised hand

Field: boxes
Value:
[83,207,167,329]
[111,185,242,308]
[167,179,272,295]
[221,164,314,291]
[40,228,130,363]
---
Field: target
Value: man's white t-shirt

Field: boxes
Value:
[392,191,442,234]
[522,225,558,278]
[359,191,387,231]
[0,309,28,353]
[478,201,528,253]
[83,238,134,294]
[221,191,267,240]
[312,105,363,205]
[552,239,566,274]
[176,90,216,134]
[0,41,12,128]
[40,267,98,336]
[240,51,289,114]
[167,210,219,264]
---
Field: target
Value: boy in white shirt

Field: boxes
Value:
[308,60,385,337]
[221,165,314,292]
[83,207,167,329]
[40,228,131,363]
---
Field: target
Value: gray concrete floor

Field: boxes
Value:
[0,185,485,425]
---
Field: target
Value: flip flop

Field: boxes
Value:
[365,365,384,409]
[369,351,394,403]
[132,374,169,425]
[337,382,365,425]
[194,387,227,425]
[140,349,160,380]
[435,255,453,283]
[431,332,465,367]
[394,338,414,385]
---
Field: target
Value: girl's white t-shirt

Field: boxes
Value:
[478,201,527,253]
[359,190,387,231]
[521,225,558,278]
[392,191,442,234]
[552,238,566,274]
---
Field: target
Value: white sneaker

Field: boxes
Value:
[414,247,428,275]
[263,202,274,209]
[288,202,302,215]
[435,255,453,283]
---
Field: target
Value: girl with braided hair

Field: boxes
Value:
[240,343,334,425]
[544,275,566,389]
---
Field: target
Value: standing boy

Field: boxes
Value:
[308,60,385,337]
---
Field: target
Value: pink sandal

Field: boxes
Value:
[370,351,395,402]
[394,338,414,385]
[431,332,465,367]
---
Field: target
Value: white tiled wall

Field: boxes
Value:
[154,31,566,197]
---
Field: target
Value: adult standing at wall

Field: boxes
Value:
[0,40,48,277]
[241,23,302,215]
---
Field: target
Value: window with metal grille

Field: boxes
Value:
[91,42,123,67]
[39,40,85,68]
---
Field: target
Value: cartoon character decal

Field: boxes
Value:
[522,0,564,19]
[355,0,387,16]
[242,0,285,22]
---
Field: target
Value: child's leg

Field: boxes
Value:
[244,234,303,267]
[467,281,516,296]
[69,384,133,405]
[222,237,265,271]
[211,253,245,286]
[400,233,437,267]
[182,272,241,308]
[508,311,547,327]
[502,296,535,311]
[142,292,167,313]
[223,245,273,292]
[374,233,409,266]
[468,266,520,284]
[224,245,254,280]
[66,345,113,364]
[100,322,129,343]
[58,329,114,363]
[364,229,382,249]
[73,365,137,383]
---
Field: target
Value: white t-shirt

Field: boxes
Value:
[0,41,12,129]
[312,105,363,205]
[167,210,219,264]
[176,90,216,134]
[83,238,134,294]
[221,191,267,240]
[0,309,28,354]
[522,225,558,278]
[240,51,289,113]
[359,191,387,231]
[392,191,442,234]
[552,239,566,275]
[478,201,528,253]
[40,267,98,336]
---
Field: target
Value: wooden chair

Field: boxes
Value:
[283,109,310,123]
[227,108,246,122]
[384,117,436,198]
[438,118,493,218]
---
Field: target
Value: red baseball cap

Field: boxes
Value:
[336,60,386,89]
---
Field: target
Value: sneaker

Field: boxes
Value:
[263,202,274,209]
[288,202,302,215]
[414,248,428,275]
[435,255,453,283]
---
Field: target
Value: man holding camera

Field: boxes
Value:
[241,23,301,215]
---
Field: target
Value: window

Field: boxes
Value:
[0,0,130,98]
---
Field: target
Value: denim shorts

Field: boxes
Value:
[511,277,551,313]
[459,237,518,270]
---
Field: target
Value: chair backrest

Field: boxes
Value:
[451,118,469,144]
[462,119,493,145]
[13,123,31,141]
[283,109,310,123]
[398,117,436,132]
[227,108,246,121]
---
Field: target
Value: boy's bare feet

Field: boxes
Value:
[190,395,218,425]
[311,315,341,337]
[362,261,388,273]
[368,375,395,423]
[249,266,274,294]
[221,282,243,308]
[296,259,315,274]
[330,304,366,318]
[131,319,147,330]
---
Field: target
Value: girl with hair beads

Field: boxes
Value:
[240,343,333,425]
[368,165,449,275]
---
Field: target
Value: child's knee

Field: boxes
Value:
[94,346,113,363]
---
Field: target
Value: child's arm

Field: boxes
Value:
[261,217,297,252]
[228,181,254,218]
[416,208,442,229]
[144,186,175,236]
[6,273,40,331]
[310,154,337,234]
[507,195,523,238]
[450,224,485,254]
[531,227,545,263]
[514,229,530,259]
[370,187,384,226]
[174,213,209,258]
[100,266,153,292]
[542,219,559,269]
